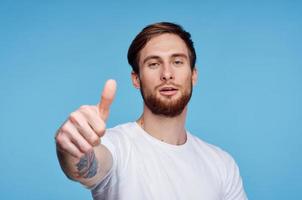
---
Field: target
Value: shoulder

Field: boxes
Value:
[103,122,136,142]
[100,122,136,154]
[102,122,137,155]
[106,122,134,133]
[188,133,237,170]
[99,122,136,176]
[188,133,247,199]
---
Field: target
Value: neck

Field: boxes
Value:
[137,105,187,145]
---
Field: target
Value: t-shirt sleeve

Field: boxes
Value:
[222,152,248,200]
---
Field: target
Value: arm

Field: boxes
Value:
[56,142,113,188]
[55,80,117,188]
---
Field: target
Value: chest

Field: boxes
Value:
[118,143,223,200]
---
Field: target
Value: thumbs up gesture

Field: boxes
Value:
[55,80,117,158]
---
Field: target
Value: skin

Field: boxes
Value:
[132,33,197,145]
[55,33,197,187]
[55,80,116,187]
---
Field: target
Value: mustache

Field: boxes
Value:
[155,82,181,90]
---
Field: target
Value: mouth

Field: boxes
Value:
[159,86,178,96]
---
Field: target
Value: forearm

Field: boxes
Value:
[57,144,113,188]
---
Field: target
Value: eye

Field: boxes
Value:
[148,62,160,69]
[173,59,184,66]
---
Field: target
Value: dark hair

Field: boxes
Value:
[127,22,196,74]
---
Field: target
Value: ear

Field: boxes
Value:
[131,71,140,89]
[192,67,198,86]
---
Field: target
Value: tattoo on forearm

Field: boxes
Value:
[76,150,98,179]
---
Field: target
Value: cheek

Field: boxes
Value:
[176,70,191,82]
[178,72,193,90]
[140,76,153,91]
[141,70,160,84]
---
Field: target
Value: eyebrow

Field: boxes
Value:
[142,55,161,65]
[142,53,188,64]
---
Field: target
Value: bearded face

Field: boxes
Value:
[139,78,193,117]
[132,34,197,117]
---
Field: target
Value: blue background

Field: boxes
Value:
[1,0,301,199]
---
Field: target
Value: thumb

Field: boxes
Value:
[98,79,117,121]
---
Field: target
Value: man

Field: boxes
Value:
[55,22,247,200]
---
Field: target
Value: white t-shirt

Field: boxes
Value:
[90,122,247,200]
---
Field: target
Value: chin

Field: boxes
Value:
[158,95,178,102]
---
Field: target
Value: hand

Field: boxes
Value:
[55,79,117,158]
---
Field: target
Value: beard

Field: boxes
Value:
[139,80,193,118]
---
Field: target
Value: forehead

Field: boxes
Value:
[139,33,189,61]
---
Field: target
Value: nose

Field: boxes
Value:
[160,64,174,81]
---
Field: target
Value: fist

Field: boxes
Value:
[55,79,117,158]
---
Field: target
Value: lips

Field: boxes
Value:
[160,87,177,92]
[159,86,178,96]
